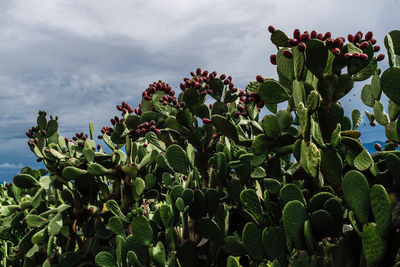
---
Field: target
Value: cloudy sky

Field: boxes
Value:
[0,0,399,182]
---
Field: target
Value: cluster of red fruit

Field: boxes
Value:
[100,126,114,137]
[139,80,179,110]
[71,132,88,142]
[116,101,134,117]
[180,68,238,96]
[2,182,13,190]
[267,26,385,64]
[129,120,160,141]
[25,126,41,139]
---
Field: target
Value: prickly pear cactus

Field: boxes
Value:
[0,26,399,267]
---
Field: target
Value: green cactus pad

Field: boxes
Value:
[242,222,264,263]
[150,241,166,267]
[310,209,334,240]
[283,200,307,249]
[211,115,239,141]
[194,218,224,243]
[262,114,281,139]
[131,215,153,247]
[106,200,129,223]
[320,149,342,188]
[305,39,328,78]
[381,67,400,106]
[226,256,240,267]
[223,236,246,256]
[361,223,386,266]
[277,48,295,81]
[270,30,289,47]
[303,220,315,254]
[61,166,87,180]
[108,216,126,237]
[166,144,189,175]
[262,226,287,266]
[240,189,263,222]
[370,184,392,239]
[258,80,290,104]
[279,183,305,206]
[95,251,118,267]
[13,174,39,189]
[309,191,334,212]
[323,197,343,232]
[342,170,370,224]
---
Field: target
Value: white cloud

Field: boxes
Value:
[0,163,23,169]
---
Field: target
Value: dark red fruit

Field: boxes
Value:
[374,143,382,151]
[202,118,211,124]
[365,31,373,40]
[347,34,354,42]
[220,74,226,80]
[360,41,369,49]
[299,32,309,42]
[270,54,277,65]
[333,38,343,48]
[323,32,331,40]
[325,37,333,47]
[317,33,324,40]
[356,31,363,39]
[268,25,276,33]
[97,144,101,150]
[288,38,298,46]
[98,135,103,139]
[352,52,360,58]
[370,121,376,127]
[297,42,306,52]
[370,38,377,45]
[293,29,301,39]
[373,45,380,52]
[229,82,234,90]
[256,75,264,83]
[360,53,368,60]
[209,103,213,109]
[196,68,202,75]
[344,53,352,59]
[377,54,385,61]
[202,70,208,76]
[283,49,293,58]
[353,34,361,43]
[332,48,341,55]
[311,30,318,39]
[224,79,230,85]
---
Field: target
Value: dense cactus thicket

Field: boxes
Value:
[1,27,400,267]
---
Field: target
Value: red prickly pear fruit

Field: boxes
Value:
[257,100,264,108]
[207,89,213,94]
[356,31,363,39]
[365,31,373,40]
[283,49,293,58]
[180,83,186,90]
[360,41,369,49]
[323,32,331,40]
[268,25,276,33]
[353,34,361,43]
[288,38,298,46]
[270,54,277,65]
[209,73,215,79]
[122,109,127,115]
[202,70,209,76]
[360,53,368,60]
[233,111,240,118]
[97,144,101,150]
[299,32,309,42]
[72,136,78,141]
[373,45,380,52]
[344,53,352,59]
[311,30,318,39]
[370,121,376,127]
[199,90,207,97]
[78,142,84,147]
[190,71,195,76]
[333,38,343,47]
[297,42,306,52]
[111,119,116,125]
[195,82,202,89]
[150,120,156,125]
[352,52,360,58]
[332,48,341,55]
[293,29,301,39]
[377,54,385,61]
[202,118,211,124]
[114,116,119,122]
[370,38,377,45]
[212,71,218,77]
[325,37,333,46]
[317,33,324,40]
[143,143,148,147]
[179,102,185,108]
[212,133,219,139]
[229,82,234,90]
[117,105,123,111]
[36,158,42,162]
[196,68,202,75]
[83,135,87,141]
[65,137,69,143]
[134,108,139,115]
[347,34,354,42]
[256,75,264,83]
[98,135,103,139]
[374,143,382,151]
[223,79,230,85]
[220,74,226,80]
[232,87,238,93]
[209,103,213,109]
